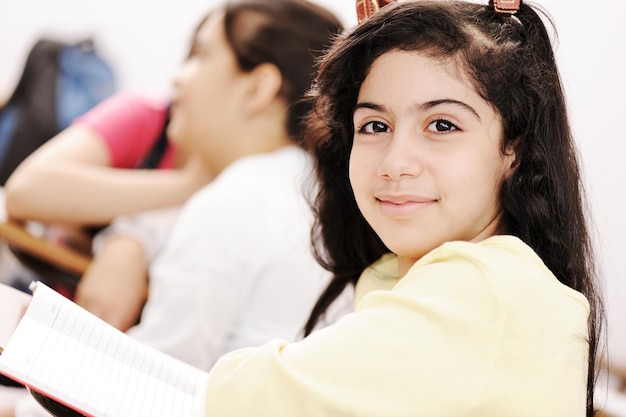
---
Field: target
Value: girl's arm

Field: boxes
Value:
[74,205,181,331]
[74,234,148,332]
[4,125,211,226]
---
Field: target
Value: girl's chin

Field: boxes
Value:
[166,124,183,143]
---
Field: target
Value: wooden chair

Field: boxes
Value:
[0,220,91,295]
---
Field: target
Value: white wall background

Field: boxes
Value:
[2,0,625,364]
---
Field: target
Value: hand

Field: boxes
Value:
[0,406,16,417]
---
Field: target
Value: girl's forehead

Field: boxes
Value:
[195,11,225,45]
[361,50,485,102]
[372,48,466,77]
[363,51,470,92]
[357,50,501,127]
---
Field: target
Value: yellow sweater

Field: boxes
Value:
[196,235,589,417]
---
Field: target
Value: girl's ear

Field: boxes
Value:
[243,63,283,116]
[503,136,521,177]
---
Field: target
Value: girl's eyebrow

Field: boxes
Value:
[354,99,481,121]
[354,102,384,113]
[419,99,481,121]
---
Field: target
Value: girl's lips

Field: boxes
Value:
[376,195,436,217]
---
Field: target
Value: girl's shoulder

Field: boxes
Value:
[399,235,590,313]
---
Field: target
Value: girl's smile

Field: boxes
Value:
[375,193,437,218]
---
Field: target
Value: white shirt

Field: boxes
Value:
[126,146,331,371]
[91,204,182,266]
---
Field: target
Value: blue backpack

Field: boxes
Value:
[0,38,116,184]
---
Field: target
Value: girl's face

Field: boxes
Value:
[349,51,515,276]
[167,12,249,171]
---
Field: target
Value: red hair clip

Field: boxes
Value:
[490,0,521,14]
[357,0,521,24]
[356,0,395,24]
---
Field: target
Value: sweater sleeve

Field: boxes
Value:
[72,92,169,168]
[197,239,590,417]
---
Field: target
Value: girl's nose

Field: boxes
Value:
[376,130,423,181]
[171,60,193,90]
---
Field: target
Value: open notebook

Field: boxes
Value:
[0,281,209,417]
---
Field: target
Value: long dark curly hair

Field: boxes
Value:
[303,2,604,415]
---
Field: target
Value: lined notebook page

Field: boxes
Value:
[0,282,31,349]
[0,282,209,417]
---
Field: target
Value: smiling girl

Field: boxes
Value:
[192,1,603,416]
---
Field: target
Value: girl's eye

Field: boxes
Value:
[187,46,209,61]
[185,52,201,62]
[427,119,458,133]
[358,121,390,134]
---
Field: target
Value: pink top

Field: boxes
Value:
[73,92,175,169]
